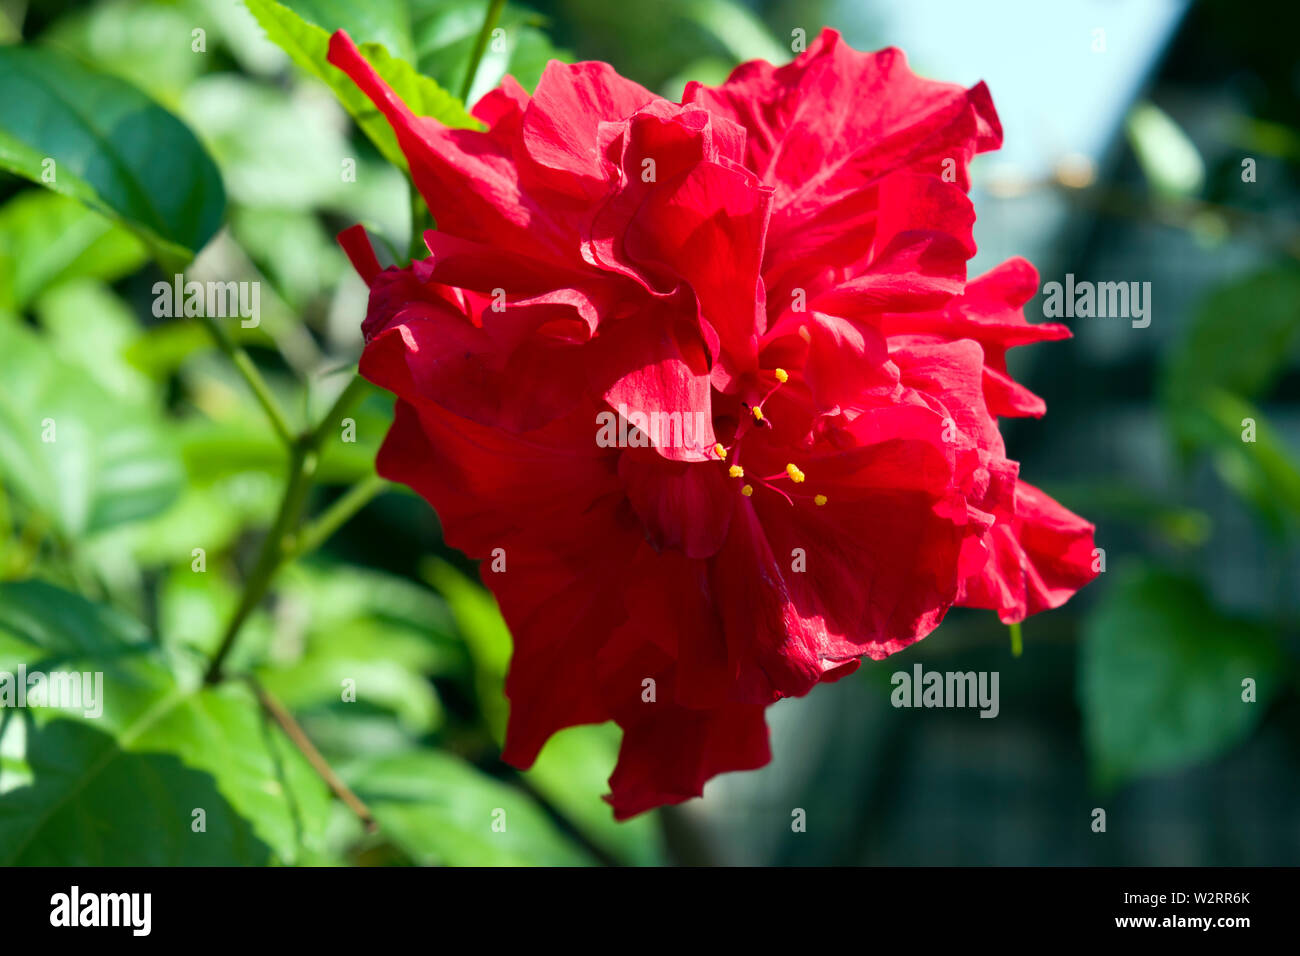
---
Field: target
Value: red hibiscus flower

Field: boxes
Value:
[328,27,1097,819]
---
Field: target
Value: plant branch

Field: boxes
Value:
[249,676,378,833]
[311,374,369,449]
[204,439,317,683]
[459,0,506,103]
[198,314,296,448]
[203,372,370,683]
[285,474,388,563]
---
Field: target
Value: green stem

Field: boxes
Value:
[459,0,506,103]
[1009,621,1023,658]
[204,440,317,684]
[311,375,369,448]
[203,373,370,684]
[408,182,428,263]
[284,474,388,562]
[248,676,378,832]
[198,314,296,448]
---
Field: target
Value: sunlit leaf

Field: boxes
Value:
[0,45,226,268]
[341,749,594,865]
[243,0,477,176]
[0,580,332,865]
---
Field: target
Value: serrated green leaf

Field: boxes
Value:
[278,0,415,64]
[243,0,478,175]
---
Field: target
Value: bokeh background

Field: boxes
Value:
[1,0,1297,865]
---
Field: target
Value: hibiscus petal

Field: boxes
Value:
[588,312,718,461]
[685,28,1000,241]
[522,60,659,197]
[618,446,736,559]
[327,31,577,262]
[605,692,770,821]
[957,480,1098,623]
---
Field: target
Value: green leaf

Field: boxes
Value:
[0,718,273,865]
[173,379,388,489]
[1160,269,1300,531]
[410,0,570,97]
[0,580,332,865]
[1161,268,1300,421]
[255,565,458,738]
[279,0,416,64]
[526,724,665,865]
[423,557,511,743]
[679,0,787,66]
[0,191,147,313]
[243,0,478,175]
[0,45,225,268]
[0,321,182,537]
[341,749,594,865]
[1079,567,1285,790]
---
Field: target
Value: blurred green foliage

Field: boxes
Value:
[0,0,1296,866]
[0,0,667,866]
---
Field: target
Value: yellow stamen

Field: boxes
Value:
[751,405,764,422]
[741,484,754,497]
[786,463,806,483]
[774,367,789,383]
[814,494,828,506]
[798,325,812,343]
[729,465,745,478]
[713,443,727,459]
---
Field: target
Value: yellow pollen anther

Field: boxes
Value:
[798,325,812,343]
[774,367,789,383]
[814,494,828,506]
[714,443,727,459]
[786,463,806,483]
[751,405,764,422]
[729,465,745,478]
[741,484,754,497]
